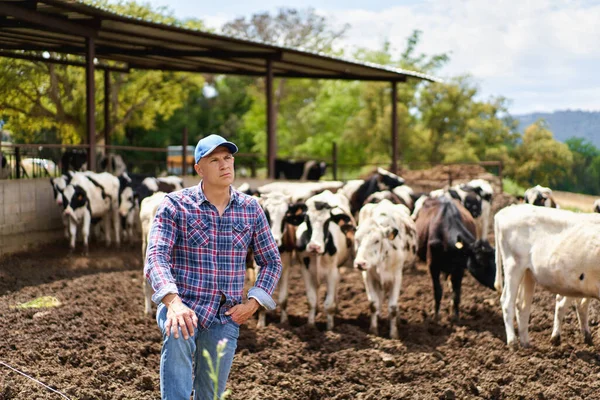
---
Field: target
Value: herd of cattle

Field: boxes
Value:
[46,163,600,348]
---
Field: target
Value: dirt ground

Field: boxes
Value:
[2,237,600,400]
[2,165,600,400]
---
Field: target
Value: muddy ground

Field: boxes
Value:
[2,236,600,400]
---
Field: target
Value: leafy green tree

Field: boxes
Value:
[508,120,573,187]
[555,137,600,194]
[0,0,205,145]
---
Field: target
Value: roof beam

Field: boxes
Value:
[0,2,98,38]
[0,50,129,72]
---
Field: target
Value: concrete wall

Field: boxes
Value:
[0,178,64,258]
[0,176,276,258]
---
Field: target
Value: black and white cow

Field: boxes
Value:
[118,174,184,240]
[494,204,600,347]
[51,172,78,239]
[99,153,127,176]
[523,185,559,208]
[274,159,327,181]
[61,149,87,175]
[0,151,9,179]
[348,168,406,217]
[62,172,120,253]
[415,197,496,321]
[594,199,600,213]
[354,199,418,338]
[296,190,355,330]
[140,191,167,316]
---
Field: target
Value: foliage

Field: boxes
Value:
[202,339,231,400]
[507,120,573,187]
[502,178,527,197]
[0,0,205,144]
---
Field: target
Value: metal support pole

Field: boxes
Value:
[15,146,21,179]
[391,81,398,174]
[266,59,276,179]
[104,69,110,150]
[182,126,188,177]
[86,36,96,172]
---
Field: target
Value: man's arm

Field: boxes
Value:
[247,203,282,310]
[144,198,180,304]
[145,198,197,339]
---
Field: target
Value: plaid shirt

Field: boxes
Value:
[144,182,282,329]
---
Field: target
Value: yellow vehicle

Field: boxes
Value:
[167,145,195,175]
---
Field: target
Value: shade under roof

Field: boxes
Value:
[0,0,439,82]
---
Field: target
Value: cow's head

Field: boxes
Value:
[354,221,398,271]
[304,192,353,255]
[62,185,88,222]
[284,202,308,226]
[464,239,496,290]
[50,175,70,206]
[462,192,482,219]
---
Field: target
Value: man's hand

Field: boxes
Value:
[164,297,198,340]
[225,298,261,325]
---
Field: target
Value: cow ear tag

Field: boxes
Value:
[455,242,463,249]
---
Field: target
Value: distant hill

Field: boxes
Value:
[515,110,600,147]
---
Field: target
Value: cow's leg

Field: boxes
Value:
[112,205,121,247]
[575,297,593,345]
[500,255,524,347]
[429,260,443,321]
[103,213,112,247]
[62,214,70,239]
[278,252,292,324]
[449,268,464,322]
[363,271,381,335]
[550,294,570,345]
[516,270,535,347]
[82,211,91,256]
[301,261,319,327]
[388,268,404,339]
[324,261,339,331]
[68,218,77,251]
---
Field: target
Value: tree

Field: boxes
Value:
[221,8,348,159]
[508,120,573,187]
[0,0,205,145]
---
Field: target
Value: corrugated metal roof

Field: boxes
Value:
[0,0,440,82]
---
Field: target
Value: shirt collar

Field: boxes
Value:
[196,181,241,206]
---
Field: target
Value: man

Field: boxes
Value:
[145,134,282,399]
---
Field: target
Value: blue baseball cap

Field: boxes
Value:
[194,134,238,164]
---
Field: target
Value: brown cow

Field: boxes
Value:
[415,197,496,321]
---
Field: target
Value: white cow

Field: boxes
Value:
[62,172,120,253]
[494,204,600,347]
[140,191,167,315]
[354,199,417,339]
[296,190,355,330]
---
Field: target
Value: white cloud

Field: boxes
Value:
[318,0,600,114]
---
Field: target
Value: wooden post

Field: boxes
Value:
[86,36,96,172]
[391,81,398,174]
[266,59,276,179]
[15,146,21,179]
[104,69,110,150]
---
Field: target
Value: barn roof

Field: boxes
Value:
[0,0,439,82]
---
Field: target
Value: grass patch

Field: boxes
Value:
[12,296,61,309]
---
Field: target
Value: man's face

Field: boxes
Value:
[194,146,235,187]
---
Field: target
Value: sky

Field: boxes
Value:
[138,0,600,116]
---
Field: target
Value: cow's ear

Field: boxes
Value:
[387,228,398,240]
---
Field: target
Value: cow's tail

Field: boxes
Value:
[493,215,503,293]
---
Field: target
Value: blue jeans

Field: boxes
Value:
[156,304,239,400]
